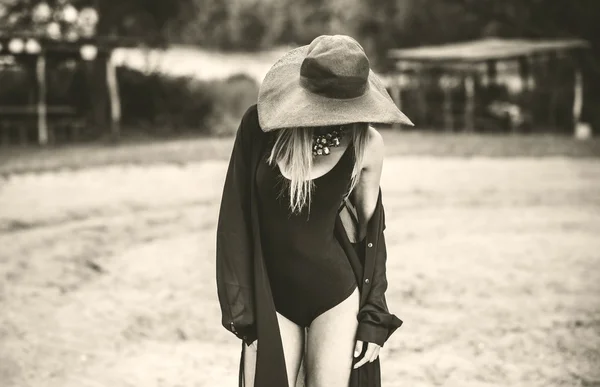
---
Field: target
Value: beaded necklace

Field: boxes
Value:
[312,126,347,156]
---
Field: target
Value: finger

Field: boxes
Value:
[355,343,380,369]
[364,343,377,360]
[354,344,376,369]
[354,340,363,358]
[353,355,369,369]
[368,345,380,362]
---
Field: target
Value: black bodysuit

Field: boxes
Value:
[256,141,358,327]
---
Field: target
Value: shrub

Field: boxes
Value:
[0,67,30,105]
[117,67,259,136]
[205,73,259,136]
[117,67,214,134]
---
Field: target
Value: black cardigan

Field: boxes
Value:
[216,105,402,387]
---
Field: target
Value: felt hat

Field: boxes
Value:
[257,34,413,131]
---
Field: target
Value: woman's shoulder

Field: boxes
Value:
[366,125,384,149]
[236,104,268,146]
[239,104,260,133]
[363,126,385,166]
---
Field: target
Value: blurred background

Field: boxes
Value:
[0,1,599,386]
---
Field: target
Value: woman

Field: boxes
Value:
[216,35,413,387]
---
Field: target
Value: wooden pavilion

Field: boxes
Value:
[0,36,125,145]
[385,38,591,135]
[0,1,130,146]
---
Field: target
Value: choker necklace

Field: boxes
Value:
[312,126,346,156]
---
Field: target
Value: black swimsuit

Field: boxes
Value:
[256,141,358,327]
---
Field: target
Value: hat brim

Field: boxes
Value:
[257,46,414,132]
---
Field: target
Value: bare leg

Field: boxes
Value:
[243,312,305,387]
[305,287,360,387]
[242,341,257,387]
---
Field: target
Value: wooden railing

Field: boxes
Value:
[0,105,85,145]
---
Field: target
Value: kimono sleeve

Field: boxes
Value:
[355,197,403,347]
[216,107,257,345]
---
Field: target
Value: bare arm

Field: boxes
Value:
[350,126,386,368]
[350,126,384,241]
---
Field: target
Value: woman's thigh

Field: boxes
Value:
[305,287,360,387]
[243,312,305,387]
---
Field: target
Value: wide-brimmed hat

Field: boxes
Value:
[257,34,413,132]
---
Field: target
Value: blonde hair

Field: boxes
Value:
[267,123,369,214]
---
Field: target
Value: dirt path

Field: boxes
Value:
[1,157,599,387]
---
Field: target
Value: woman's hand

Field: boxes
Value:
[353,340,381,369]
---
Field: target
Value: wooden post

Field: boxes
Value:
[106,52,121,141]
[486,59,497,87]
[573,67,583,134]
[396,75,403,112]
[546,52,558,129]
[464,74,475,132]
[1,122,10,146]
[36,54,48,145]
[390,75,402,109]
[390,73,402,129]
[528,54,540,127]
[416,66,427,128]
[485,60,499,132]
[518,56,532,93]
[518,55,533,132]
[442,75,453,131]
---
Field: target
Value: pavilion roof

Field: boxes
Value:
[388,38,590,63]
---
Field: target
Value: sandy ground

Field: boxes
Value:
[1,157,599,387]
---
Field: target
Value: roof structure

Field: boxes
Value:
[384,38,590,135]
[0,2,132,145]
[388,38,590,63]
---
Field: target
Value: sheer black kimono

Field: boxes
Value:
[216,105,403,387]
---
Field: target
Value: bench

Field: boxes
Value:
[0,105,84,145]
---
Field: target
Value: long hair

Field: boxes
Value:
[267,123,369,214]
